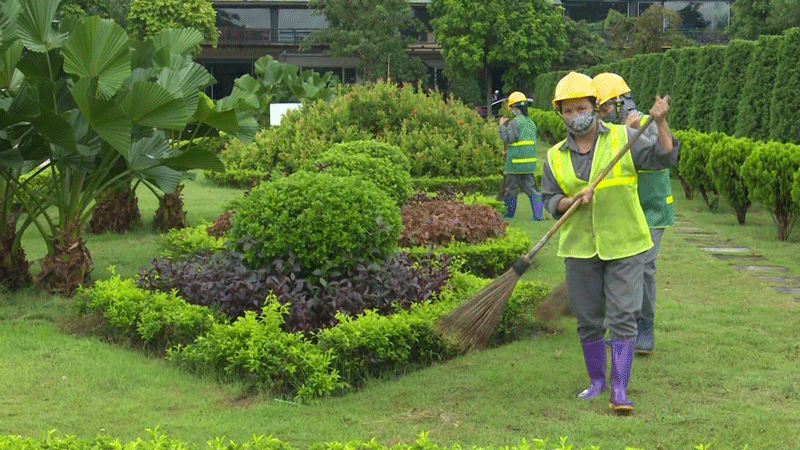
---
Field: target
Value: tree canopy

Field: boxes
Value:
[126,0,218,48]
[428,0,567,116]
[302,0,426,83]
[731,0,800,39]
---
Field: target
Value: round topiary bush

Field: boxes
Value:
[228,171,402,275]
[303,149,412,206]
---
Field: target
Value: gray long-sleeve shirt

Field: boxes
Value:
[540,122,680,219]
[498,115,520,145]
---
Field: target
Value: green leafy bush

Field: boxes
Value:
[326,140,411,173]
[741,140,800,241]
[160,221,227,259]
[228,171,402,275]
[210,80,503,183]
[405,227,531,279]
[169,299,347,401]
[411,175,503,196]
[303,148,412,206]
[77,274,218,352]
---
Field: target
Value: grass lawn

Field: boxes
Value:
[2,170,800,449]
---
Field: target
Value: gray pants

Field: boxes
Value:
[639,227,664,323]
[504,173,538,198]
[565,252,646,342]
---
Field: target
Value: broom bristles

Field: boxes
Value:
[435,268,522,351]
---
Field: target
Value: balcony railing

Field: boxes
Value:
[217,26,315,44]
[217,26,435,45]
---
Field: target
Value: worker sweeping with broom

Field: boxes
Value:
[539,72,679,413]
[594,72,675,355]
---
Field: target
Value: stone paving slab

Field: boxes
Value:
[771,286,800,295]
[752,275,800,283]
[712,254,766,261]
[732,264,789,273]
[700,246,752,253]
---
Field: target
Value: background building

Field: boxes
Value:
[197,0,731,99]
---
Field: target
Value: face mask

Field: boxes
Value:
[564,110,597,136]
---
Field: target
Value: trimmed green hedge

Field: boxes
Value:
[405,227,532,279]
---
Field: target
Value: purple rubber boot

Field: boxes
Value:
[578,338,607,399]
[502,195,517,219]
[609,339,635,413]
[530,193,544,221]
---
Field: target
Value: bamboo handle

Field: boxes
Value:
[520,96,670,264]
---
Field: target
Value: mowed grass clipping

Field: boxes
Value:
[2,174,800,449]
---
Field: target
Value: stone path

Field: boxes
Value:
[672,214,800,303]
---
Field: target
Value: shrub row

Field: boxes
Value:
[78,269,549,401]
[0,430,656,450]
[671,128,800,240]
[533,27,800,145]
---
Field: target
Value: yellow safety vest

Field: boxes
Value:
[547,124,652,259]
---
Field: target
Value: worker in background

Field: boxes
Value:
[594,72,675,356]
[498,91,544,221]
[540,71,679,413]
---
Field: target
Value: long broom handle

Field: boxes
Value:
[518,100,669,267]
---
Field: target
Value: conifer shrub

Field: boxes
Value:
[636,53,663,112]
[656,50,678,107]
[228,171,402,277]
[302,146,412,206]
[669,47,701,131]
[706,134,754,224]
[674,128,721,209]
[689,45,726,133]
[736,35,782,141]
[741,140,800,241]
[769,27,800,144]
[712,39,757,135]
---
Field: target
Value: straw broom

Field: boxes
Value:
[436,110,665,351]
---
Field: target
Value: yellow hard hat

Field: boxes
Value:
[508,91,527,108]
[593,72,631,106]
[552,71,597,109]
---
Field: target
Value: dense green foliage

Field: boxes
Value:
[126,0,218,47]
[769,27,800,143]
[302,0,424,82]
[735,35,782,141]
[405,227,531,278]
[302,150,412,206]
[228,171,401,276]
[674,129,721,210]
[208,80,503,186]
[741,140,800,240]
[706,134,754,224]
[667,47,700,131]
[711,39,757,135]
[428,0,567,111]
[689,45,726,132]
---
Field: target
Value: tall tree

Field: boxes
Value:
[730,0,773,39]
[126,0,218,48]
[428,0,567,117]
[302,0,424,82]
[768,0,800,33]
[552,17,609,71]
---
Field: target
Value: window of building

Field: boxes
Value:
[216,8,271,43]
